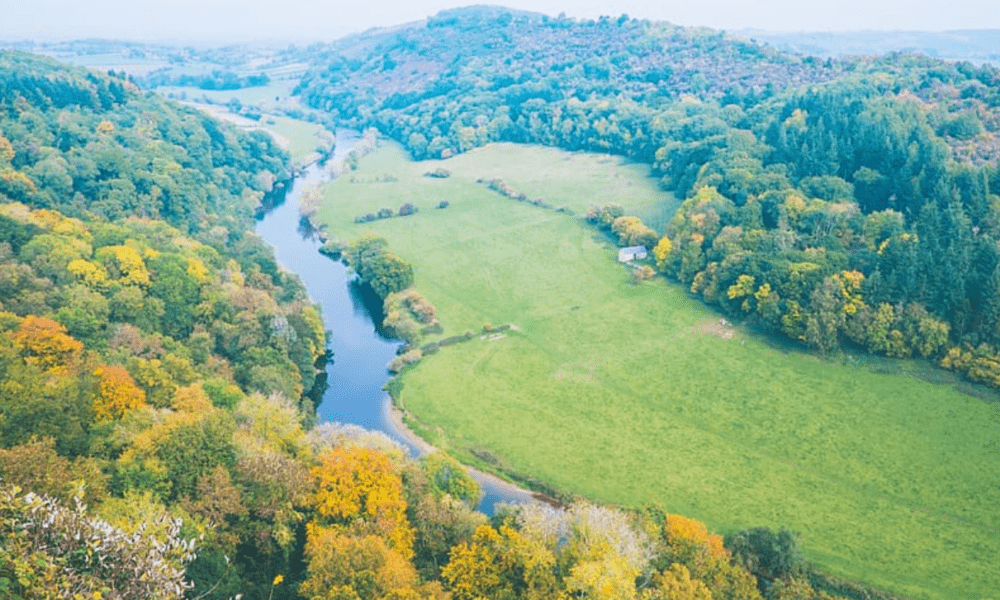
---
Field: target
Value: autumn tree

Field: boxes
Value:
[299,524,426,600]
[93,364,148,421]
[612,216,659,249]
[403,454,486,578]
[10,315,83,372]
[442,522,561,600]
[653,237,673,271]
[0,438,106,504]
[312,446,415,559]
[643,564,713,600]
[518,503,653,600]
[648,510,762,600]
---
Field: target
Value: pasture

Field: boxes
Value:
[313,141,1000,600]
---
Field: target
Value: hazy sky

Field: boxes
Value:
[5,0,999,44]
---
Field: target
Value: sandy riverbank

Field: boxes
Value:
[383,397,546,505]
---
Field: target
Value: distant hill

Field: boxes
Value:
[295,6,1000,165]
[735,29,1000,64]
[297,5,842,117]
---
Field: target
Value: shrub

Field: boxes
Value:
[319,239,343,258]
[0,486,196,600]
[387,349,423,373]
[424,167,451,178]
[420,323,444,336]
[439,335,466,347]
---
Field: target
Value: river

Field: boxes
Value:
[254,130,532,514]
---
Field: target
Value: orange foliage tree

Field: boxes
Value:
[656,512,761,600]
[10,315,83,372]
[93,364,148,421]
[663,514,727,562]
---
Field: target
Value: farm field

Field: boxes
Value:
[313,141,1000,600]
[259,115,333,165]
[157,79,298,107]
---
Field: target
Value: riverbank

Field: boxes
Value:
[384,397,553,509]
[254,129,535,514]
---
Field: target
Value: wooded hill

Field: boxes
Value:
[296,6,1000,389]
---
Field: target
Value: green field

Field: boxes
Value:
[313,141,1000,600]
[259,115,332,165]
[158,79,299,108]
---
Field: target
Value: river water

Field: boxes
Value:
[254,130,530,513]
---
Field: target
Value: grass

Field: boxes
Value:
[157,79,299,107]
[313,141,1000,600]
[259,115,332,165]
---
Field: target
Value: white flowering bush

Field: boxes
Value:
[0,485,196,600]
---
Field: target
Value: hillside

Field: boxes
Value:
[294,7,1000,388]
[739,29,1000,64]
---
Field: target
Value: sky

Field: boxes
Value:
[4,0,999,44]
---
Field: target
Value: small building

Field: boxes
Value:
[618,245,648,262]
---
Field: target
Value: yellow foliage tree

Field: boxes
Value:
[233,392,307,456]
[96,120,115,136]
[653,236,673,271]
[312,446,414,559]
[97,244,151,287]
[442,523,561,600]
[300,523,421,600]
[67,258,109,289]
[10,315,83,372]
[93,364,148,421]
[0,131,14,163]
[644,564,713,600]
[186,257,209,284]
[171,383,213,414]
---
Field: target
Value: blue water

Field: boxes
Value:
[254,130,528,513]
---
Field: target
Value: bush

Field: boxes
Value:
[725,526,803,586]
[399,202,418,216]
[387,349,422,373]
[437,200,450,209]
[319,239,344,258]
[424,167,451,178]
[439,335,466,347]
[420,323,444,336]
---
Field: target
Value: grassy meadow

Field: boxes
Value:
[259,115,333,165]
[313,141,1000,600]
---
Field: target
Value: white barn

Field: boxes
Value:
[617,245,648,262]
